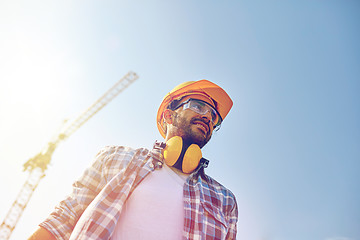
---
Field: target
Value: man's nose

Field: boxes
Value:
[201,110,212,122]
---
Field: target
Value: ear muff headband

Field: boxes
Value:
[163,136,202,174]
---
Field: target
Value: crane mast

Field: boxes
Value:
[0,71,138,240]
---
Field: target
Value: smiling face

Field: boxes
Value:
[164,99,215,148]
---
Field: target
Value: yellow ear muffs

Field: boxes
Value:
[182,144,202,173]
[163,136,183,166]
[163,136,202,174]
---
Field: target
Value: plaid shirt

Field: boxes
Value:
[40,143,238,240]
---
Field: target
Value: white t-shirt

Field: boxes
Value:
[111,163,189,239]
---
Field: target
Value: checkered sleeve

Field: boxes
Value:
[225,194,238,239]
[39,146,116,240]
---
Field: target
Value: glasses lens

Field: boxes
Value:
[189,100,219,125]
[210,109,218,123]
[190,101,206,113]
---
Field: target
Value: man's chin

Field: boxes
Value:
[184,134,210,149]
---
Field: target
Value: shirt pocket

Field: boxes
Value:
[201,201,229,229]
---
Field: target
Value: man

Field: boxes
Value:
[28,80,238,240]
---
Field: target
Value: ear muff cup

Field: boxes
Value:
[182,144,202,173]
[163,136,202,174]
[163,136,183,166]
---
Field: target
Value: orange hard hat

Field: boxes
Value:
[157,80,233,138]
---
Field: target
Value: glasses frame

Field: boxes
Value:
[174,98,223,130]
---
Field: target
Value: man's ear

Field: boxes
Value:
[163,109,174,124]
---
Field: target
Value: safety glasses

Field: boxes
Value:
[177,98,222,129]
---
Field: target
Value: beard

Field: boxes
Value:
[172,114,212,148]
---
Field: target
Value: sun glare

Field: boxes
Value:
[0,33,73,169]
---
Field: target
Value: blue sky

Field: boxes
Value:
[0,1,359,239]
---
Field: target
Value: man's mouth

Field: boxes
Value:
[192,119,209,135]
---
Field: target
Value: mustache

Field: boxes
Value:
[191,118,210,130]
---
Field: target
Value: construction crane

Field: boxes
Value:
[0,71,138,240]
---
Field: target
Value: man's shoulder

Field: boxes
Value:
[95,145,151,164]
[93,145,152,179]
[98,145,150,155]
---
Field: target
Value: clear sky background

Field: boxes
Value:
[0,1,359,240]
